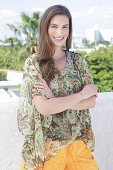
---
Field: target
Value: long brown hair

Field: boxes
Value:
[37,5,72,84]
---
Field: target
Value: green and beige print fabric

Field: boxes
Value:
[17,51,95,169]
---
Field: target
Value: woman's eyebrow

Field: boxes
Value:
[50,23,69,26]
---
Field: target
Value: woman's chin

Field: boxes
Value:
[54,42,66,48]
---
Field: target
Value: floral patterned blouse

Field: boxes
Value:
[17,50,95,170]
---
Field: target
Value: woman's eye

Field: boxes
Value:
[63,27,68,29]
[51,26,57,28]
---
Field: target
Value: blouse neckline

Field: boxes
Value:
[57,50,69,73]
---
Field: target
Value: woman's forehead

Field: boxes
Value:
[50,15,69,25]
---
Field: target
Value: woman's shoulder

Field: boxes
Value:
[24,53,37,67]
[68,50,88,69]
[68,50,82,60]
[67,51,83,65]
[24,53,41,75]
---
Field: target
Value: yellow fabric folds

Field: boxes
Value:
[20,140,98,170]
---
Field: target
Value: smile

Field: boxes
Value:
[53,37,64,42]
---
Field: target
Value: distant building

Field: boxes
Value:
[85,29,104,43]
[85,27,113,43]
[94,30,104,42]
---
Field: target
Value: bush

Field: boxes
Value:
[86,46,113,92]
[0,71,7,81]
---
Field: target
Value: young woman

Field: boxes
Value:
[18,5,98,170]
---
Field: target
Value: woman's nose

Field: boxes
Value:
[56,29,63,36]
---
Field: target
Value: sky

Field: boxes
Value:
[0,0,113,41]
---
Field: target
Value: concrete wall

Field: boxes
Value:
[91,92,113,170]
[0,92,113,170]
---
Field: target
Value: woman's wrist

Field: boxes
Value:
[78,91,85,100]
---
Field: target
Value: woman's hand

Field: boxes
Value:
[80,84,98,100]
[34,76,55,99]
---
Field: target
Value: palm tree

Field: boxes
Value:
[4,11,41,53]
[3,37,22,47]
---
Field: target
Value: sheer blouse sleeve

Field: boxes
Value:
[73,53,94,88]
[17,54,48,136]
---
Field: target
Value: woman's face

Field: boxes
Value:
[48,15,69,48]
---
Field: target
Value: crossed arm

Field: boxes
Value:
[68,95,96,110]
[33,76,97,115]
[33,90,97,116]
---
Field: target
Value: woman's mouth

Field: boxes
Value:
[53,37,64,42]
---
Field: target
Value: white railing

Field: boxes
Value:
[0,80,21,89]
[0,92,113,170]
[0,81,21,102]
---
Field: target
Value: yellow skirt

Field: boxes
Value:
[20,140,98,170]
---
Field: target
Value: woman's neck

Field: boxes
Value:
[52,47,65,61]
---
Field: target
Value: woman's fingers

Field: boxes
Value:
[34,81,47,88]
[37,86,54,98]
[34,82,50,91]
[35,82,44,85]
[34,76,54,98]
[37,88,49,98]
[38,76,47,85]
[36,75,47,84]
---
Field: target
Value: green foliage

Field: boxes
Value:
[0,11,41,71]
[0,11,41,72]
[4,11,41,54]
[81,38,109,48]
[78,50,87,57]
[96,40,110,46]
[87,42,95,48]
[86,46,113,92]
[0,71,7,81]
[82,38,90,47]
[73,46,113,92]
[0,45,29,70]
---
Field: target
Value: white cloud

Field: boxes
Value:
[71,5,113,36]
[0,10,19,19]
[32,8,44,13]
[0,10,21,40]
[71,11,80,19]
[88,6,113,19]
[0,9,21,25]
[71,6,113,20]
